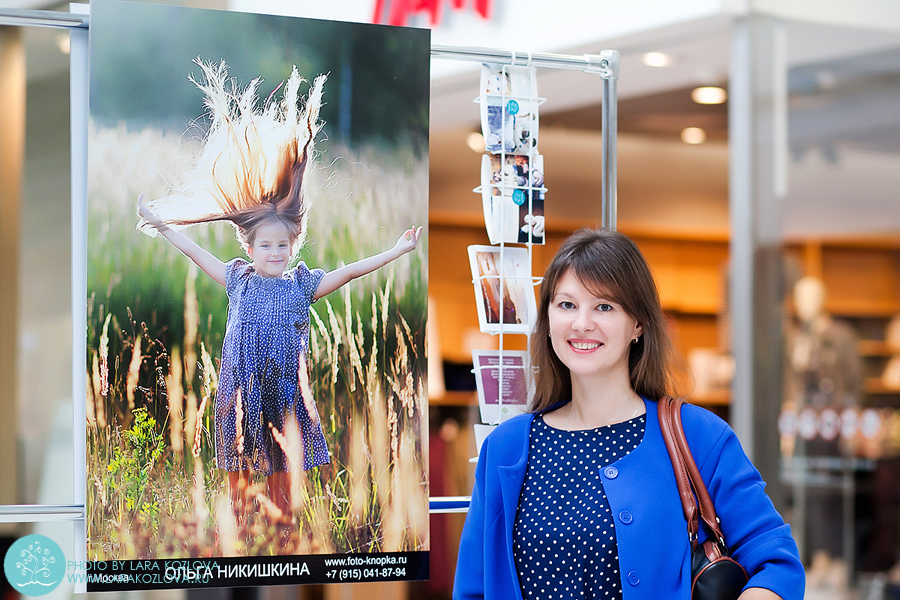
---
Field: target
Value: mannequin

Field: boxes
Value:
[784,276,862,588]
[788,276,861,413]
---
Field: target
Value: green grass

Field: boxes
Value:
[86,124,428,559]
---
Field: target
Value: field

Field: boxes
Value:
[85,124,429,559]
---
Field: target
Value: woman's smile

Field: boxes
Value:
[568,340,602,351]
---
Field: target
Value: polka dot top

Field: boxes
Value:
[513,412,647,600]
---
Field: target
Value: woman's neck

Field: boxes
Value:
[548,372,644,430]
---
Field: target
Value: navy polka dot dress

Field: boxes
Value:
[513,412,646,599]
[215,258,331,475]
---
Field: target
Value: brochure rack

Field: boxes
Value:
[0,8,619,522]
[432,46,620,512]
[470,62,543,429]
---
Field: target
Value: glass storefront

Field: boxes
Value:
[779,21,900,599]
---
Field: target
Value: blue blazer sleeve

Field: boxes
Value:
[453,441,488,600]
[452,414,531,600]
[684,404,806,599]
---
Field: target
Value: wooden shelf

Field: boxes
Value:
[865,377,900,395]
[664,302,720,316]
[829,302,900,318]
[858,340,898,357]
[430,390,478,407]
[691,389,731,406]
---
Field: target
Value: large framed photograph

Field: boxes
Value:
[467,245,537,335]
[85,0,429,590]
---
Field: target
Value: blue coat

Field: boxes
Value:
[453,398,805,600]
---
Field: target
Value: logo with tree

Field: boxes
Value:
[3,534,66,596]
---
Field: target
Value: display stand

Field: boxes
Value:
[0,8,619,520]
[430,50,619,512]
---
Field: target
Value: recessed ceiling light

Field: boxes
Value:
[466,132,485,153]
[681,127,706,144]
[642,52,672,68]
[691,86,727,105]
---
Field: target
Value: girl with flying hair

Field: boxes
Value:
[454,228,803,600]
[138,59,421,522]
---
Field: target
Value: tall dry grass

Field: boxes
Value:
[86,123,428,559]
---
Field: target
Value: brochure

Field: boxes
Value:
[480,63,539,155]
[472,350,529,424]
[467,245,537,335]
[481,153,545,244]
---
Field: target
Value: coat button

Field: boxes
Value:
[603,466,618,479]
[627,570,640,585]
[618,510,633,524]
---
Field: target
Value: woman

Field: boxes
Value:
[453,229,804,599]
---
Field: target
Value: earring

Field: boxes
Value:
[633,335,640,344]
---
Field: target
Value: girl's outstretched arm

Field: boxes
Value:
[314,226,422,300]
[138,194,228,287]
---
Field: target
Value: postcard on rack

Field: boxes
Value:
[467,245,537,335]
[472,350,530,424]
[480,63,539,155]
[481,154,545,244]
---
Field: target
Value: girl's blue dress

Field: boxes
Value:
[215,258,330,474]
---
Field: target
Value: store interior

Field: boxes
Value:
[4,2,900,599]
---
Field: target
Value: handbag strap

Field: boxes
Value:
[658,396,729,550]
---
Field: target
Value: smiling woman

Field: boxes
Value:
[530,229,677,416]
[453,228,805,600]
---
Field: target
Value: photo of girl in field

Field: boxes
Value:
[86,1,429,564]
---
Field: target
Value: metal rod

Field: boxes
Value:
[431,45,617,78]
[602,77,618,231]
[0,505,84,523]
[0,9,611,82]
[0,8,89,29]
[428,496,471,514]
[70,8,90,581]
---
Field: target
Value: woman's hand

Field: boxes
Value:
[393,226,422,256]
[137,193,167,231]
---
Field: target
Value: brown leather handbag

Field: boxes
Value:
[658,396,749,600]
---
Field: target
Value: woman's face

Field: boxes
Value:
[548,270,642,384]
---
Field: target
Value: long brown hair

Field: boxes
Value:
[138,59,325,256]
[529,228,681,412]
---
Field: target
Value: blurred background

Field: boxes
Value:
[3,0,900,599]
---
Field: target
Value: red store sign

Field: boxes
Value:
[373,0,493,27]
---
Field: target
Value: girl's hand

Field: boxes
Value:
[394,226,422,256]
[315,226,422,300]
[137,193,166,231]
